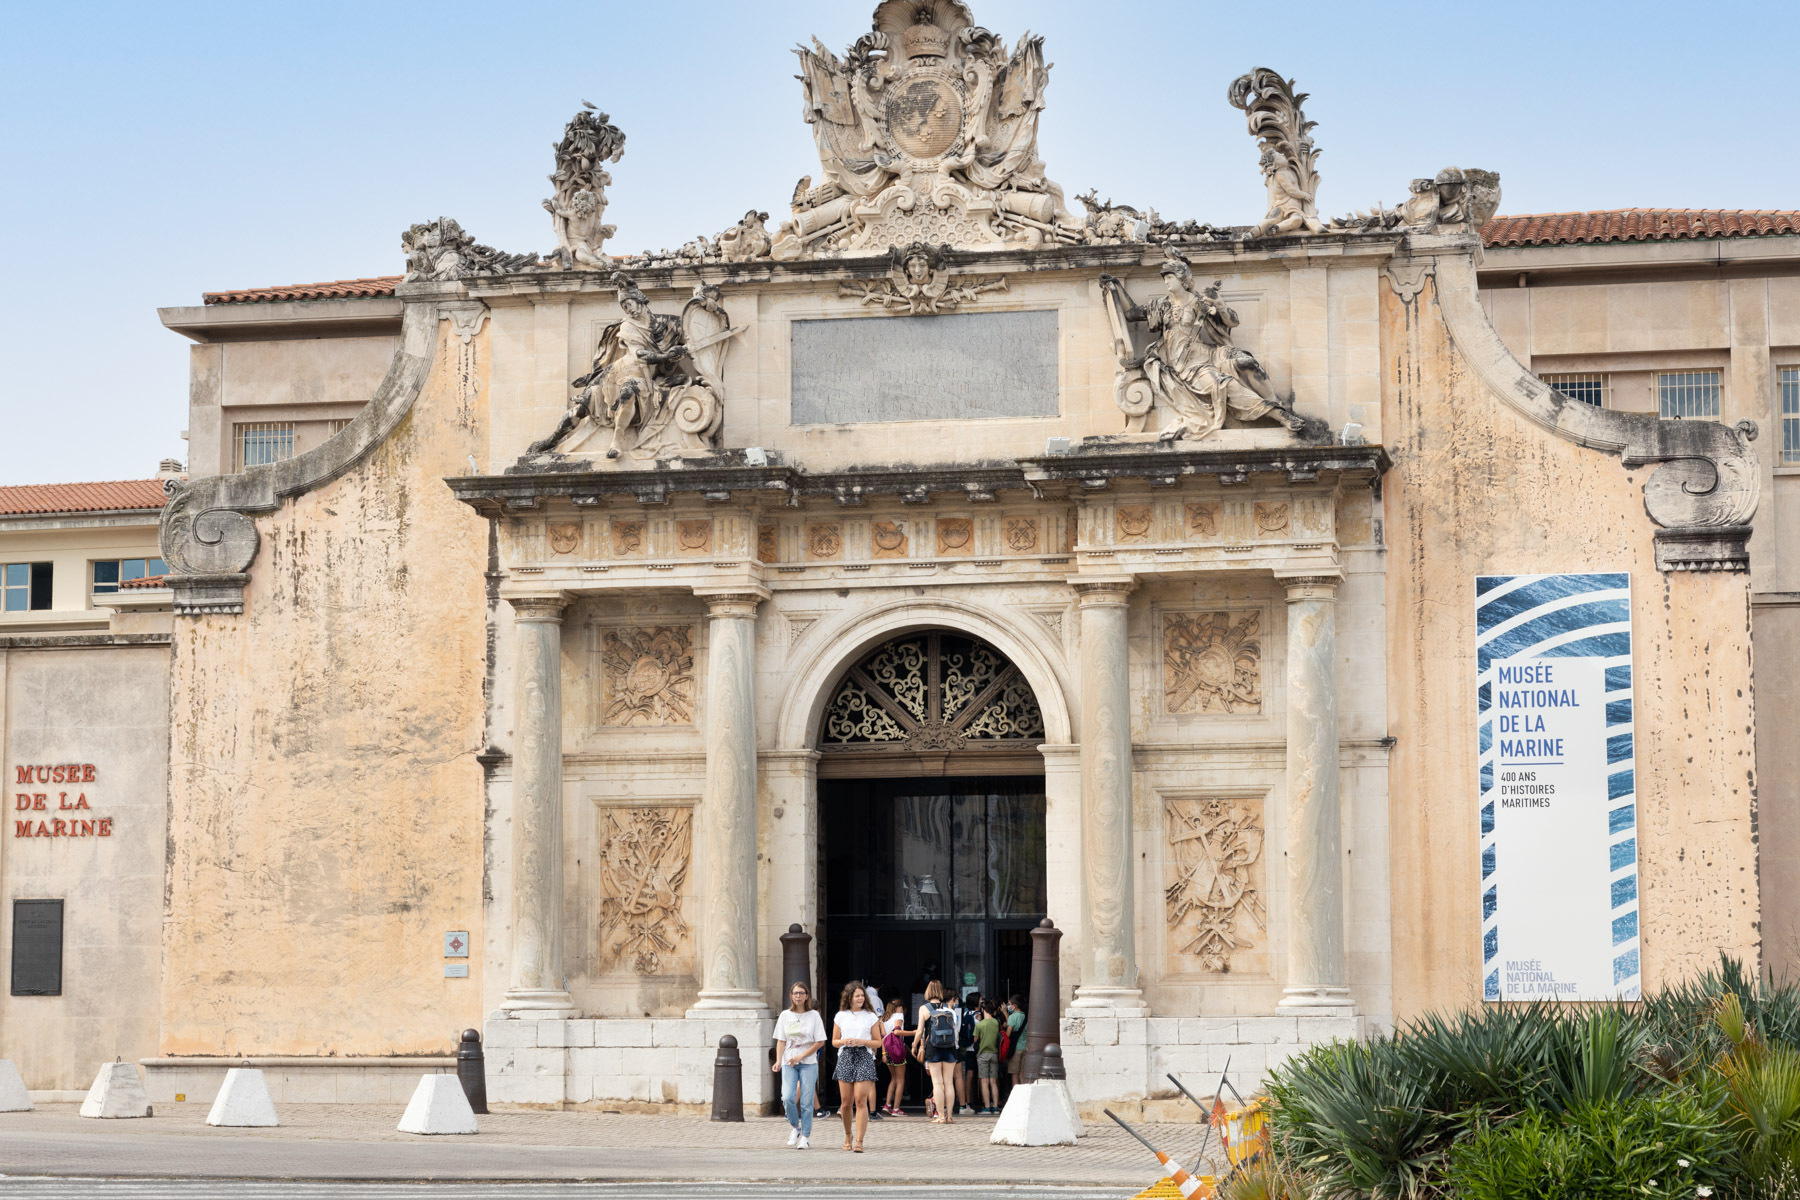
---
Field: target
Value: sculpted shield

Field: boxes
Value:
[885,71,964,160]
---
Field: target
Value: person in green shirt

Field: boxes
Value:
[1004,994,1028,1096]
[972,1001,1001,1112]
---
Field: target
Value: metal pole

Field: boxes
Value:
[1023,918,1062,1083]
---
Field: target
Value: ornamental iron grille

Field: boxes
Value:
[820,631,1045,755]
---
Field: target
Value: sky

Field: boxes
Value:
[1,0,1795,486]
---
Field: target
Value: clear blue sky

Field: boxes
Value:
[2,0,1794,486]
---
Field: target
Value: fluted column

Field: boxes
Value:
[689,589,770,1015]
[1069,578,1146,1013]
[503,592,575,1016]
[1280,575,1351,1009]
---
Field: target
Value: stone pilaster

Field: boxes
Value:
[688,589,771,1016]
[502,593,575,1017]
[1280,575,1351,1009]
[1069,578,1146,1013]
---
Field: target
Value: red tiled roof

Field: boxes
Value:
[0,480,169,516]
[1482,209,1800,248]
[120,574,169,590]
[203,276,401,305]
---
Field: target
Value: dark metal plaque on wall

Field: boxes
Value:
[11,899,63,996]
[790,310,1060,425]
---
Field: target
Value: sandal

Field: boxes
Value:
[853,1141,864,1153]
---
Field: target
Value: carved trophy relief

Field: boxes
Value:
[936,517,973,555]
[596,805,694,975]
[1003,516,1038,554]
[600,625,697,726]
[1115,505,1153,543]
[1165,797,1266,974]
[1187,502,1222,538]
[807,523,843,560]
[871,521,910,558]
[676,519,714,554]
[546,521,583,555]
[611,519,646,557]
[1253,502,1291,536]
[757,524,779,563]
[1162,611,1262,715]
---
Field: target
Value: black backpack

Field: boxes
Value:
[926,1002,958,1050]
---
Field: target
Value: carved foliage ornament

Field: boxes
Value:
[1165,798,1265,973]
[820,631,1044,752]
[600,625,696,726]
[597,806,693,974]
[545,105,627,270]
[401,217,538,282]
[1227,69,1324,237]
[839,242,1008,314]
[1163,611,1262,714]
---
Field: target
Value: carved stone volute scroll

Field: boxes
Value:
[1411,236,1759,571]
[1228,69,1324,237]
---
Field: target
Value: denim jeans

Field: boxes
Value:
[782,1062,817,1136]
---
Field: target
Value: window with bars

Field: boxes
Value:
[235,422,295,470]
[326,418,352,437]
[1542,373,1609,407]
[92,558,169,593]
[1781,367,1800,465]
[1657,371,1721,420]
[3,563,53,612]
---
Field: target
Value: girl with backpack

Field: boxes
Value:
[910,979,960,1124]
[878,998,910,1116]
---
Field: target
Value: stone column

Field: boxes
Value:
[1280,575,1351,1009]
[1069,578,1146,1013]
[502,593,575,1016]
[689,590,770,1015]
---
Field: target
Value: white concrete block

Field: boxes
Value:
[568,1047,624,1079]
[652,1019,704,1048]
[594,1019,655,1048]
[482,1018,538,1049]
[0,1061,32,1112]
[1118,1018,1148,1045]
[1177,1018,1241,1045]
[564,1020,596,1048]
[535,1021,572,1048]
[397,1074,478,1135]
[80,1061,152,1119]
[205,1068,278,1127]
[1146,1018,1181,1048]
[990,1081,1081,1146]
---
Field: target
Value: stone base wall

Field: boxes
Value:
[141,1057,456,1104]
[483,1016,775,1109]
[1059,1012,1361,1105]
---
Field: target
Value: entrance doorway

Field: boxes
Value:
[812,630,1050,1110]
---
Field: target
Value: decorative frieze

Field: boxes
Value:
[1253,502,1290,537]
[1003,516,1039,554]
[1164,797,1267,974]
[547,521,583,555]
[937,518,973,556]
[806,523,842,560]
[599,625,696,726]
[872,521,910,558]
[1162,610,1262,714]
[596,805,693,975]
[676,519,714,554]
[610,519,645,557]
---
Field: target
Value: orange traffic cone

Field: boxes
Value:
[1106,1109,1215,1199]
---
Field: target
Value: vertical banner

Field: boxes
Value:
[1476,573,1639,1002]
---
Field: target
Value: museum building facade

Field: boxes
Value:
[0,2,1774,1110]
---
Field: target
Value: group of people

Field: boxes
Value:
[772,979,1029,1152]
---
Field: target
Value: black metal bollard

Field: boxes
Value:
[1039,1043,1066,1081]
[780,923,813,999]
[1022,917,1063,1083]
[710,1034,744,1122]
[456,1028,489,1114]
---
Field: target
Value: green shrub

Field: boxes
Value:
[1446,1093,1729,1200]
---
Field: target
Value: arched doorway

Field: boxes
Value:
[816,630,1049,1108]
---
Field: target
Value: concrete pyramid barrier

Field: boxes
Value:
[206,1067,279,1127]
[0,1059,31,1112]
[397,1073,477,1135]
[78,1059,152,1119]
[990,1081,1080,1146]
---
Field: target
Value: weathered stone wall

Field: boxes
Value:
[0,640,168,1090]
[161,316,490,1055]
[1383,263,1760,1020]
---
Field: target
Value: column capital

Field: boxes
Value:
[1070,576,1137,606]
[505,591,572,622]
[694,587,768,618]
[1280,575,1340,603]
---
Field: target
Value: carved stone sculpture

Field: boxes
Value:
[528,276,743,460]
[401,218,539,282]
[597,806,693,974]
[1163,611,1261,714]
[1099,249,1310,441]
[1228,70,1324,237]
[1165,798,1266,973]
[771,2,1085,259]
[714,210,772,262]
[545,105,627,270]
[1328,167,1503,235]
[600,625,697,726]
[839,241,1008,313]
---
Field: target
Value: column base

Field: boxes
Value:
[1278,985,1353,1011]
[1067,986,1148,1016]
[499,988,577,1019]
[685,989,771,1020]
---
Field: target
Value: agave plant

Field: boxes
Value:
[1714,993,1800,1187]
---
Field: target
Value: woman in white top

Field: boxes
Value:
[772,981,825,1149]
[831,981,882,1152]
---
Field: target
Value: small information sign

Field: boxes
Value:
[11,899,63,996]
[444,964,469,979]
[444,931,469,958]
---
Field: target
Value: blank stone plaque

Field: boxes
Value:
[791,310,1059,425]
[11,899,62,996]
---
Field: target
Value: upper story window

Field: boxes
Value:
[1657,371,1721,420]
[326,418,352,437]
[236,422,295,471]
[92,558,168,594]
[1542,373,1608,407]
[1781,367,1799,465]
[3,563,53,612]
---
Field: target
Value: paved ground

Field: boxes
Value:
[0,1186,1137,1199]
[0,1104,1225,1190]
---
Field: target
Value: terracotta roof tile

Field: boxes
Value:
[203,276,401,305]
[0,479,170,516]
[119,574,169,590]
[1482,209,1800,248]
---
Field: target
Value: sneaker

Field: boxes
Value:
[796,1135,810,1150]
[787,1126,799,1147]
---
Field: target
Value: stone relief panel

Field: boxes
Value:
[599,625,697,726]
[676,519,714,554]
[1186,502,1222,539]
[757,524,779,563]
[596,805,693,975]
[872,521,910,559]
[546,520,584,555]
[1162,610,1262,714]
[1164,796,1267,975]
[807,522,843,560]
[1003,516,1039,554]
[1253,502,1291,537]
[1115,505,1153,544]
[610,518,646,557]
[936,518,973,556]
